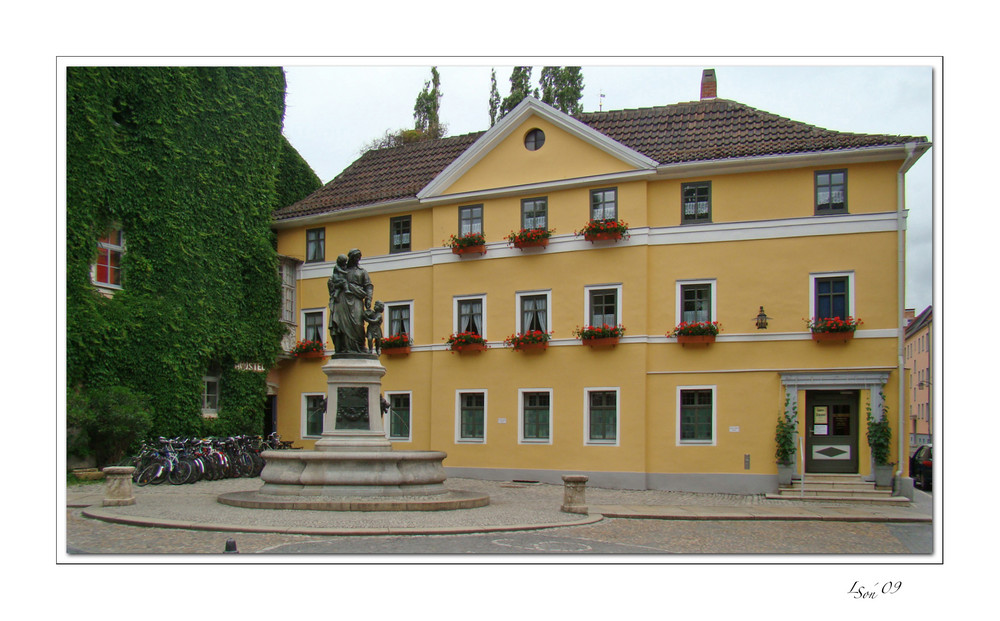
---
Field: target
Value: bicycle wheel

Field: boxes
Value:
[169,460,193,485]
[136,462,161,486]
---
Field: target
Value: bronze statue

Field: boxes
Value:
[328,248,376,355]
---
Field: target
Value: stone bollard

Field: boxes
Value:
[561,474,589,514]
[102,466,136,507]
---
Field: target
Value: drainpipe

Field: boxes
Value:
[896,142,924,484]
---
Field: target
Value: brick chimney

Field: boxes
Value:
[700,69,717,100]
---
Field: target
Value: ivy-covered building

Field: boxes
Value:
[66,67,321,440]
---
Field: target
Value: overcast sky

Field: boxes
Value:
[281,62,934,311]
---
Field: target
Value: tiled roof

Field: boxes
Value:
[578,99,926,165]
[274,98,927,221]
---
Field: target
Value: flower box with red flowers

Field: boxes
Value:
[447,232,487,256]
[446,332,488,353]
[504,330,551,352]
[381,333,412,355]
[669,321,721,345]
[806,316,862,342]
[574,324,625,347]
[577,218,630,243]
[291,340,326,359]
[507,228,553,250]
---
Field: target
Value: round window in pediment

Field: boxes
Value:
[524,128,545,151]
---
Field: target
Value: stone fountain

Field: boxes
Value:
[219,249,488,511]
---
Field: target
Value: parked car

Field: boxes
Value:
[910,444,932,491]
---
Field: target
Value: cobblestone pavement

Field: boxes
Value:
[64,478,932,557]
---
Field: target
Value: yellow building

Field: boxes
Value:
[270,72,930,493]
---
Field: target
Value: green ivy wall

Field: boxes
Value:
[66,66,321,437]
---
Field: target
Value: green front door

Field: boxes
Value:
[805,391,859,473]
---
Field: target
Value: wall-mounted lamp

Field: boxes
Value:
[755,306,771,330]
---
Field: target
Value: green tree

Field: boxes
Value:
[488,68,501,127]
[499,66,537,118]
[539,66,585,115]
[413,66,445,139]
[363,67,447,152]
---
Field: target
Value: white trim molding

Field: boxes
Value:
[676,384,717,447]
[518,388,554,445]
[809,270,856,320]
[384,390,413,443]
[583,386,621,447]
[455,389,488,444]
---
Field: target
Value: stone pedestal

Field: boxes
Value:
[226,353,491,510]
[102,466,136,506]
[561,474,589,514]
[314,354,392,452]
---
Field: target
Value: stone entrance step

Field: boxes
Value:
[766,474,909,505]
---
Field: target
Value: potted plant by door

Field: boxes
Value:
[775,395,798,486]
[866,391,895,487]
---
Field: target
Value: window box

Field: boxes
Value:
[447,332,487,354]
[504,331,551,352]
[811,331,855,342]
[583,336,619,348]
[670,321,721,345]
[452,244,487,256]
[447,232,487,256]
[381,333,411,356]
[807,316,861,342]
[382,346,412,356]
[291,340,327,359]
[677,334,716,345]
[577,218,630,243]
[575,324,625,348]
[451,343,487,354]
[508,227,553,249]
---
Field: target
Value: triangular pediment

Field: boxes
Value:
[417,97,658,199]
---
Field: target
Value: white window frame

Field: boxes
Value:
[301,392,326,439]
[384,300,415,339]
[91,228,125,291]
[201,375,220,418]
[515,289,552,335]
[518,388,554,445]
[453,294,487,339]
[675,279,717,326]
[384,390,413,442]
[583,387,620,446]
[279,258,298,324]
[299,307,328,344]
[676,385,717,446]
[808,271,855,320]
[583,284,623,329]
[455,389,488,444]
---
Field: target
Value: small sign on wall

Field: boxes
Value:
[729,426,740,432]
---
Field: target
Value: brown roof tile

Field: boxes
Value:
[274,98,926,221]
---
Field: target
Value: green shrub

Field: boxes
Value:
[775,395,798,465]
[866,391,893,465]
[67,385,153,468]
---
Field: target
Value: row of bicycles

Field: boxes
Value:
[127,433,289,486]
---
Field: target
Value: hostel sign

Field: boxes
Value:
[234,362,266,373]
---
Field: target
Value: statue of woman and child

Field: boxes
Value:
[328,248,384,356]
